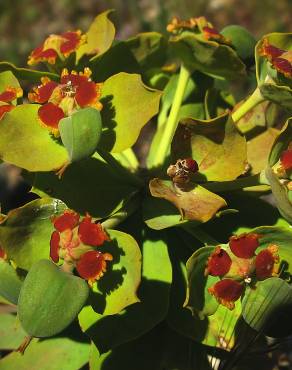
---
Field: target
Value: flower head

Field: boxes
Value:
[255,244,279,280]
[205,232,281,310]
[229,233,260,258]
[205,246,232,277]
[76,250,113,286]
[0,86,23,119]
[208,279,244,310]
[259,38,292,78]
[29,68,102,135]
[50,210,111,285]
[28,30,85,66]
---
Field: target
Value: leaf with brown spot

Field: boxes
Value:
[172,112,247,181]
[149,178,226,223]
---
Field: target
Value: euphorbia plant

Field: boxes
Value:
[1,9,292,370]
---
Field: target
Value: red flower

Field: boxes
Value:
[205,246,232,277]
[50,231,61,263]
[280,148,292,171]
[208,279,243,310]
[29,68,103,135]
[229,233,260,259]
[255,245,279,280]
[76,250,113,286]
[28,30,85,66]
[49,210,112,284]
[0,86,23,119]
[259,39,292,78]
[260,39,284,61]
[78,216,109,246]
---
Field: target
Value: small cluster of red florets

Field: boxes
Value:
[28,30,85,66]
[205,233,279,310]
[28,68,103,136]
[0,86,23,120]
[260,38,292,78]
[166,16,230,44]
[50,210,113,286]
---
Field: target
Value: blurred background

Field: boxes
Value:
[1,0,292,67]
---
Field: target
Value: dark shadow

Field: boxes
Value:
[98,94,117,152]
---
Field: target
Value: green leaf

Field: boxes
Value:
[265,166,292,223]
[221,25,256,63]
[78,226,172,353]
[76,10,115,62]
[125,32,167,69]
[269,117,292,167]
[0,336,90,370]
[0,260,22,304]
[18,259,89,337]
[0,61,58,82]
[170,31,246,80]
[59,108,102,162]
[89,41,141,82]
[248,128,279,174]
[0,104,69,172]
[31,156,138,219]
[0,198,66,270]
[242,277,292,336]
[185,246,219,317]
[89,229,141,315]
[172,112,247,181]
[0,71,21,104]
[149,178,227,223]
[255,33,292,110]
[0,314,26,350]
[99,73,161,152]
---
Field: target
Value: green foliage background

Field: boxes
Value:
[1,0,292,66]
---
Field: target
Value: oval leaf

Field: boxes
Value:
[18,259,89,337]
[59,108,102,162]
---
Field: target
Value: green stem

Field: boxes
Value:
[97,149,144,188]
[152,64,191,167]
[121,148,139,170]
[203,173,269,193]
[231,87,265,123]
[181,224,219,246]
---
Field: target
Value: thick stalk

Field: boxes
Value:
[231,87,264,123]
[152,64,191,167]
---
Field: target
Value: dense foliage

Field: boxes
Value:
[1,10,292,370]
